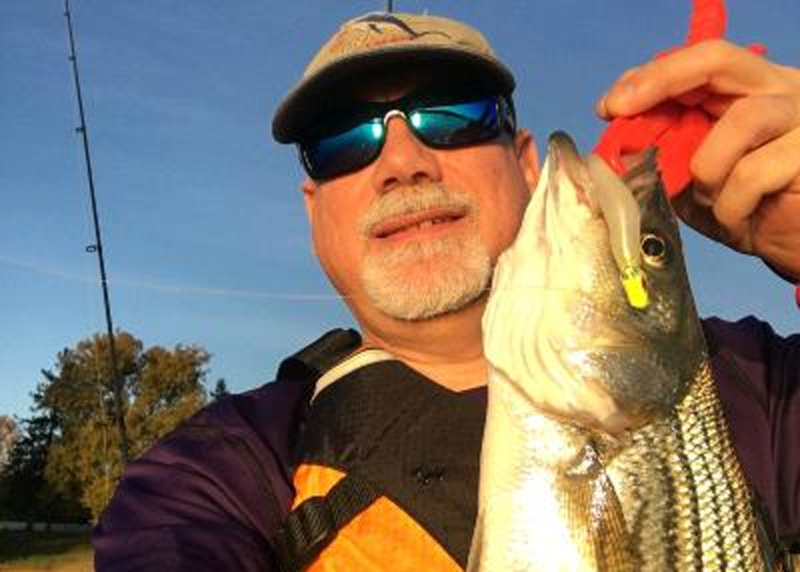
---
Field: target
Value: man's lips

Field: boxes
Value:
[369,207,469,240]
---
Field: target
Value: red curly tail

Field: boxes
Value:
[687,0,727,45]
[593,0,729,197]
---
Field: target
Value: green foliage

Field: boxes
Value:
[1,331,210,522]
[0,413,87,523]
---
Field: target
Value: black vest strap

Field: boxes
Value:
[272,328,366,572]
[276,328,362,387]
[274,473,380,572]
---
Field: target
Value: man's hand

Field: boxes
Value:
[597,39,800,281]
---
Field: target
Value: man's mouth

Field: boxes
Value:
[369,207,468,241]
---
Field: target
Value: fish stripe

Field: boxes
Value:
[671,411,704,569]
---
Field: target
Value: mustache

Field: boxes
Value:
[359,183,477,237]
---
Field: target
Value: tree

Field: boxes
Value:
[0,415,16,472]
[32,331,209,520]
[0,411,87,523]
[210,378,229,401]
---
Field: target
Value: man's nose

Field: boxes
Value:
[370,115,443,192]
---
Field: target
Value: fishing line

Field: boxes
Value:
[0,252,342,301]
[0,251,584,302]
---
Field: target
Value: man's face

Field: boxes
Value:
[301,78,539,326]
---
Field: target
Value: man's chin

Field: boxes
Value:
[362,257,491,322]
[372,288,486,322]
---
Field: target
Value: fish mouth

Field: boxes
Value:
[368,206,469,242]
[547,131,647,312]
[548,132,601,216]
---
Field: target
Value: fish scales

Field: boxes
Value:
[467,132,784,571]
[607,362,763,570]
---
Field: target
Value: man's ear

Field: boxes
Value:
[514,128,540,193]
[301,177,318,223]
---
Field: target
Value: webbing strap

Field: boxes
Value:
[276,329,362,388]
[312,348,393,402]
[274,473,380,572]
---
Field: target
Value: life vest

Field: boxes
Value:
[271,328,797,571]
[273,337,485,572]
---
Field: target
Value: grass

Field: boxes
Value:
[0,529,795,570]
[0,532,92,572]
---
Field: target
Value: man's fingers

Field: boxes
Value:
[691,93,800,195]
[595,67,640,118]
[599,40,781,117]
[711,128,800,250]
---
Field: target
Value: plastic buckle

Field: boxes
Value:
[275,496,336,572]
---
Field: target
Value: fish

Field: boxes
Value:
[467,132,781,571]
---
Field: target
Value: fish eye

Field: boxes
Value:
[641,233,668,267]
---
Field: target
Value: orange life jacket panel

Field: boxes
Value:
[275,356,485,571]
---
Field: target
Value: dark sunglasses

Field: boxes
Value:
[297,94,516,180]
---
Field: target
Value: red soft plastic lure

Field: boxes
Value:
[593,0,762,198]
[593,0,800,307]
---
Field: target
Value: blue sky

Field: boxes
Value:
[1,1,797,419]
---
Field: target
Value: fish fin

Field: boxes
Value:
[562,446,636,571]
[591,471,636,572]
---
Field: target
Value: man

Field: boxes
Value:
[93,11,800,571]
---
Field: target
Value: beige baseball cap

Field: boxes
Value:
[272,11,515,143]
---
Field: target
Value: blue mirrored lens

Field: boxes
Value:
[303,119,385,179]
[300,97,505,179]
[411,99,500,147]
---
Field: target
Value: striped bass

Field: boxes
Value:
[468,132,781,571]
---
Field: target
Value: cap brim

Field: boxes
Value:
[272,47,515,143]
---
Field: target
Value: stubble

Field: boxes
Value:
[359,183,491,321]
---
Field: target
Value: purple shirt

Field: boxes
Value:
[93,317,800,570]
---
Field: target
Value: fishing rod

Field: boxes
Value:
[64,0,130,464]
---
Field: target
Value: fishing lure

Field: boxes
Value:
[592,0,800,309]
[593,0,765,197]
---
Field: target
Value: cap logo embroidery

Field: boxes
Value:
[327,14,452,58]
